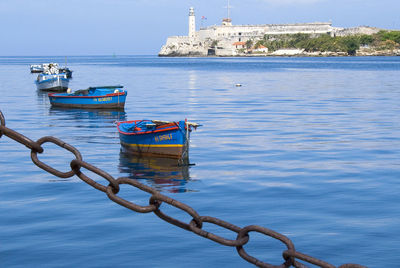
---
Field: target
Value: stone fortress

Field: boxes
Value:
[158,7,381,57]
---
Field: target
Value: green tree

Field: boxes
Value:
[378,30,400,44]
[254,40,264,49]
[379,39,397,50]
[245,39,253,49]
[211,40,218,48]
[250,32,397,54]
[341,36,360,55]
[359,35,374,46]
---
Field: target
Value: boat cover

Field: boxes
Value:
[118,120,157,133]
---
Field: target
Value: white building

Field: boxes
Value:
[159,7,380,56]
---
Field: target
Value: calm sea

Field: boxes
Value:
[0,56,399,268]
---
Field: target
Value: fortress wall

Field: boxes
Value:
[161,22,338,56]
[164,36,191,46]
[264,24,333,34]
[197,28,217,41]
[334,26,381,37]
[199,23,335,43]
[159,36,208,56]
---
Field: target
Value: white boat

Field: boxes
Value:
[30,63,72,78]
[30,64,44,73]
[35,63,69,91]
[30,63,59,73]
[35,73,69,91]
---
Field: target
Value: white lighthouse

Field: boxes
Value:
[188,7,196,38]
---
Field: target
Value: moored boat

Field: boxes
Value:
[58,67,73,78]
[48,85,127,109]
[36,72,69,91]
[30,64,44,73]
[30,63,73,78]
[35,63,69,91]
[117,119,200,162]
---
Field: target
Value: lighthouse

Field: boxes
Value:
[189,7,196,38]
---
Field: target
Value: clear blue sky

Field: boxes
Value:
[1,0,399,56]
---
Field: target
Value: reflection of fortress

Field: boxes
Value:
[159,7,381,57]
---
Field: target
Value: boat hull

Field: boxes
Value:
[59,68,73,78]
[49,93,127,109]
[118,121,189,159]
[36,77,69,91]
[31,69,43,73]
[30,65,44,73]
[120,141,184,158]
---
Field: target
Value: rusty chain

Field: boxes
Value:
[0,110,366,268]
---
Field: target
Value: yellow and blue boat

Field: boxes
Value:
[117,119,200,160]
[48,85,127,109]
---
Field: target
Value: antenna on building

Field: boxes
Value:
[228,0,231,19]
[222,0,233,26]
[224,0,231,19]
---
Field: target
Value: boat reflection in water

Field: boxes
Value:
[119,151,192,193]
[47,107,127,144]
[49,107,127,122]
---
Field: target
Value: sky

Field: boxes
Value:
[0,0,399,56]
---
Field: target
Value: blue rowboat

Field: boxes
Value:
[117,120,200,160]
[48,85,127,109]
[35,72,69,91]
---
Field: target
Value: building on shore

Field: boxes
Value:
[159,7,381,57]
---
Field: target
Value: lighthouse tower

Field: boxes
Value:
[188,7,196,38]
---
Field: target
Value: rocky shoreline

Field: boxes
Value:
[159,48,400,57]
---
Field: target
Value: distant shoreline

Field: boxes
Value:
[160,7,400,58]
[158,50,400,57]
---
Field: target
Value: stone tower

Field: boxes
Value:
[189,7,196,38]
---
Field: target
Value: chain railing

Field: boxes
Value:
[0,110,366,268]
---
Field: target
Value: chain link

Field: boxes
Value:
[31,136,82,178]
[150,193,203,231]
[106,177,159,213]
[283,250,336,268]
[189,216,249,247]
[236,225,296,268]
[0,125,43,153]
[0,111,5,138]
[71,159,119,193]
[0,110,367,268]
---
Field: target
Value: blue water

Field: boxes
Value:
[1,56,399,268]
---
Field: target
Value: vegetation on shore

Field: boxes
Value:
[252,31,400,55]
